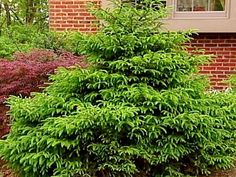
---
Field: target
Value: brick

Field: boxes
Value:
[197,39,211,43]
[61,24,73,27]
[205,44,218,47]
[74,1,84,5]
[211,71,224,74]
[215,59,230,63]
[55,12,67,16]
[74,8,87,12]
[74,17,85,20]
[62,9,73,12]
[199,71,211,74]
[203,66,216,70]
[225,39,236,43]
[217,51,230,55]
[62,16,73,20]
[211,47,224,51]
[51,1,61,5]
[218,44,232,47]
[216,67,230,71]
[62,1,74,5]
[73,24,85,27]
[55,20,66,24]
[79,21,91,24]
[210,63,222,67]
[50,16,62,20]
[225,71,236,75]
[86,16,97,20]
[55,5,66,8]
[211,39,226,43]
[217,75,228,79]
[79,12,91,16]
[67,20,78,23]
[204,51,216,55]
[211,78,222,82]
[225,47,236,51]
[191,43,204,47]
[223,63,236,67]
[68,5,79,8]
[51,9,61,12]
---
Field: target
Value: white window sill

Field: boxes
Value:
[172,11,229,19]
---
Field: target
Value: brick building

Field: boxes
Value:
[49,0,236,90]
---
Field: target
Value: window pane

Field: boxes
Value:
[176,0,226,12]
[122,0,166,5]
[122,0,166,10]
[177,0,192,11]
[193,0,208,11]
[210,0,225,11]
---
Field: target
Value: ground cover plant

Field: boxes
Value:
[1,0,236,177]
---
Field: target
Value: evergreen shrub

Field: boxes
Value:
[1,0,236,176]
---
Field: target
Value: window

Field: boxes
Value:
[177,0,225,12]
[173,0,229,19]
[122,0,166,9]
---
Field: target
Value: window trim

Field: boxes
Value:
[172,0,230,19]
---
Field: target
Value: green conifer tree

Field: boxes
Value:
[1,0,236,176]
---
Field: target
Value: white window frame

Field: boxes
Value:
[172,0,230,19]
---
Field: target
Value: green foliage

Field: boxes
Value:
[1,0,236,177]
[0,25,37,58]
[0,0,48,28]
[228,75,236,92]
[0,36,17,58]
[0,0,50,58]
[0,25,75,58]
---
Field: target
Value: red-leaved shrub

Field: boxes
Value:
[0,49,86,137]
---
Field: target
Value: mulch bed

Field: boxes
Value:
[0,105,9,139]
[1,162,236,177]
[0,160,15,177]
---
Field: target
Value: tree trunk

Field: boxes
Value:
[3,2,11,26]
[0,3,2,35]
[26,0,36,24]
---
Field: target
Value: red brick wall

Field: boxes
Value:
[189,33,236,90]
[49,0,100,32]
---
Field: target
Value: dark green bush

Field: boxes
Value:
[1,0,236,177]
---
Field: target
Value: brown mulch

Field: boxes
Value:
[1,162,236,177]
[0,160,16,177]
[202,168,236,177]
[0,105,9,139]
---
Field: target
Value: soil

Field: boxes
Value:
[0,161,15,177]
[202,168,236,177]
[1,162,236,177]
[0,105,9,139]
